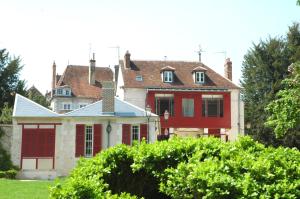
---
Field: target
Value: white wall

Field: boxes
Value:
[12,115,158,179]
[124,88,147,109]
[228,89,244,141]
[116,66,125,99]
[51,97,96,113]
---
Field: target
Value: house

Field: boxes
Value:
[116,51,244,141]
[11,81,158,179]
[50,54,113,113]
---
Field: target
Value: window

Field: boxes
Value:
[182,98,194,117]
[136,75,143,81]
[85,125,93,157]
[155,96,174,116]
[202,95,224,117]
[63,104,71,110]
[131,125,140,142]
[163,71,173,82]
[65,90,70,96]
[195,72,205,83]
[57,89,63,95]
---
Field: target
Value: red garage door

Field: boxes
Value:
[21,124,57,170]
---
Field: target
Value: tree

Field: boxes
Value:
[0,49,26,115]
[0,103,13,124]
[241,23,300,148]
[265,62,300,148]
[27,86,50,108]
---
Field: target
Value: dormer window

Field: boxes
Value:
[161,66,175,83]
[192,66,207,84]
[65,90,70,96]
[195,72,205,84]
[57,89,63,95]
[163,71,173,82]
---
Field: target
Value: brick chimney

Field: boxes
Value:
[89,53,96,85]
[124,50,131,69]
[52,61,56,90]
[102,81,115,114]
[224,58,232,81]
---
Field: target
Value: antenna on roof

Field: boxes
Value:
[164,56,167,66]
[195,45,205,62]
[108,46,120,64]
[89,43,92,60]
[214,51,227,59]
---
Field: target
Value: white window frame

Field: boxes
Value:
[65,90,70,96]
[84,125,93,157]
[163,71,173,82]
[63,103,71,110]
[195,72,205,84]
[131,125,140,143]
[57,89,63,95]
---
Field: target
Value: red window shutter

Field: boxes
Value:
[140,124,148,142]
[122,124,131,145]
[75,124,85,157]
[93,124,102,156]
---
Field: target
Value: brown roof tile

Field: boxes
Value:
[120,60,239,89]
[56,65,113,99]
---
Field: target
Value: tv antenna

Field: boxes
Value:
[195,45,205,62]
[108,46,120,63]
[214,51,227,59]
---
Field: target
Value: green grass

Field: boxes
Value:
[0,178,59,199]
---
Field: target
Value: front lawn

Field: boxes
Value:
[0,179,58,199]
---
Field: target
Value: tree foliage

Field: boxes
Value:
[265,62,300,143]
[0,103,12,124]
[0,49,26,116]
[241,23,300,148]
[27,86,50,108]
[50,137,300,199]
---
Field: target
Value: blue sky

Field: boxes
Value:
[0,0,299,93]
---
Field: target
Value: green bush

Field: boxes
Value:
[0,127,16,171]
[0,169,17,179]
[50,137,300,199]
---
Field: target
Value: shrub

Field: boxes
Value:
[50,137,300,199]
[0,169,18,179]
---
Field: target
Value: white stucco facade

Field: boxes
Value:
[51,97,96,114]
[12,116,157,180]
[12,94,158,179]
[124,88,147,109]
[228,89,245,140]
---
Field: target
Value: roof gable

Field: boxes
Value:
[13,94,59,117]
[120,60,240,89]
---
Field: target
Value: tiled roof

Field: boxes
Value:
[65,97,157,117]
[13,94,59,117]
[56,65,113,99]
[120,60,239,89]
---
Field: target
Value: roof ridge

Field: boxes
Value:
[120,59,201,63]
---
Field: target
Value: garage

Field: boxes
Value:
[20,124,57,170]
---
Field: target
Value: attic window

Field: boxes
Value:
[163,71,173,83]
[136,75,143,81]
[195,72,205,84]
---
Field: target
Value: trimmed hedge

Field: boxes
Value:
[50,137,300,199]
[0,169,17,179]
